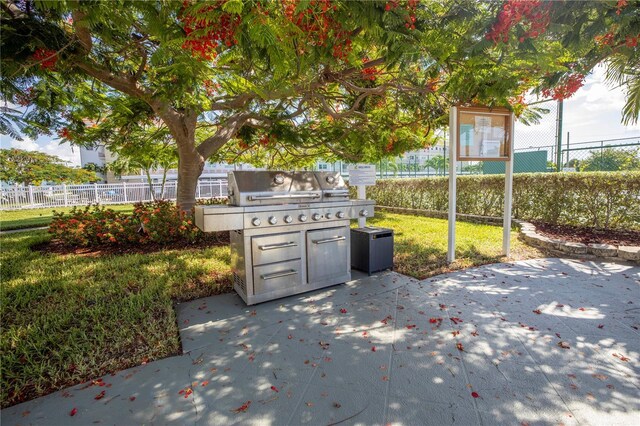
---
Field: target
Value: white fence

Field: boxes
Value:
[0,180,228,210]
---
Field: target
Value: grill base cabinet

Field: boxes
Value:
[231,221,351,305]
[350,227,394,275]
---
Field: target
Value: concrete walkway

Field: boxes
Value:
[2,258,639,425]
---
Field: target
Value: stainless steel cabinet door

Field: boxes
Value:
[306,227,349,284]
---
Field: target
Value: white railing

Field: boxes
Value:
[0,180,228,210]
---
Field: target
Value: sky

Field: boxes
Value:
[1,64,638,167]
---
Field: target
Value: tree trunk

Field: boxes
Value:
[160,168,167,200]
[145,169,156,201]
[176,147,204,213]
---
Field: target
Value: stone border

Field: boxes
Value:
[377,206,639,263]
[514,220,639,263]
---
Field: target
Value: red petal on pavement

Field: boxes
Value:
[340,308,347,314]
[271,385,279,392]
[232,401,251,413]
[371,346,376,352]
[471,392,479,398]
[129,396,136,401]
[94,390,106,400]
[70,408,78,416]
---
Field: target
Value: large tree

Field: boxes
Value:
[0,148,98,185]
[1,0,638,210]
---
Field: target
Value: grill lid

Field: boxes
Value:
[228,171,323,206]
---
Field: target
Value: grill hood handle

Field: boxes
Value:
[248,193,320,201]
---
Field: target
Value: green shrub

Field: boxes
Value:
[50,201,208,247]
[49,205,139,246]
[367,171,640,230]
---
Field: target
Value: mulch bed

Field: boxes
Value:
[32,232,230,257]
[531,222,640,247]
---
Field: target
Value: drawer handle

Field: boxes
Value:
[258,241,297,251]
[313,236,346,245]
[261,269,298,280]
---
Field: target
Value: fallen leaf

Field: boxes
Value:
[606,384,615,389]
[319,341,330,350]
[558,341,570,349]
[471,392,479,398]
[340,308,347,314]
[201,381,209,387]
[333,402,341,408]
[406,324,416,329]
[129,396,136,401]
[592,374,607,381]
[597,324,604,329]
[471,331,479,337]
[270,386,279,393]
[371,346,376,352]
[249,310,257,316]
[533,309,542,314]
[452,331,460,337]
[456,343,464,352]
[70,408,77,416]
[232,401,251,413]
[382,376,389,381]
[439,304,447,310]
[613,353,630,362]
[450,317,463,325]
[305,402,314,407]
[94,390,106,400]
[288,334,293,340]
[556,304,564,308]
[578,307,585,311]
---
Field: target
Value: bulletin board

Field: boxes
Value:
[456,107,512,161]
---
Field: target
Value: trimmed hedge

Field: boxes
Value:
[366,172,640,230]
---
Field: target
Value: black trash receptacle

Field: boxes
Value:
[350,227,394,275]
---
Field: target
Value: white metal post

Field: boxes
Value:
[502,112,515,256]
[94,183,99,204]
[123,181,128,203]
[357,185,366,228]
[28,185,34,207]
[447,107,458,263]
[63,183,68,207]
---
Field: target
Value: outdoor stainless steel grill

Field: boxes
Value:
[194,171,375,305]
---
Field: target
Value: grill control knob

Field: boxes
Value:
[325,212,333,219]
[336,211,345,219]
[359,209,369,217]
[251,217,261,226]
[326,176,335,184]
[268,216,278,225]
[312,213,322,221]
[299,214,308,222]
[284,215,293,223]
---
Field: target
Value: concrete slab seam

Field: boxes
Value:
[382,288,400,424]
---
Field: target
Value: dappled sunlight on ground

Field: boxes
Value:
[2,258,638,425]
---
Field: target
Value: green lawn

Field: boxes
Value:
[367,211,544,279]
[0,230,231,408]
[0,205,136,231]
[0,211,543,408]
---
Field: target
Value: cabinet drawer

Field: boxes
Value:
[251,232,302,265]
[253,260,302,295]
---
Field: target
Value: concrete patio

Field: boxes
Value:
[2,258,639,425]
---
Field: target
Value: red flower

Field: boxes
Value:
[32,48,58,70]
